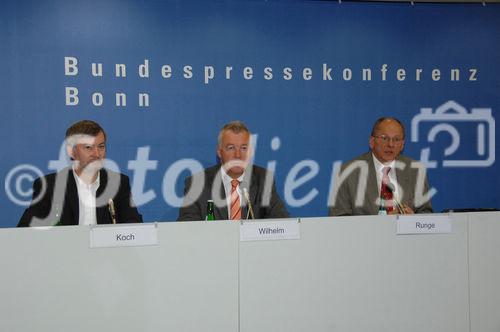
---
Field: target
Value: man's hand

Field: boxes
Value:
[388,203,414,215]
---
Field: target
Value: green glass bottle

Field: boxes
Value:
[206,200,215,221]
[54,204,63,226]
[378,198,387,215]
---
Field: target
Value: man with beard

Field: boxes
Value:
[18,120,142,227]
[178,121,289,221]
[329,117,433,216]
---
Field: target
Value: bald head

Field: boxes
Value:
[369,117,405,164]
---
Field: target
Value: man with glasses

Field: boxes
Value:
[18,120,142,226]
[178,121,289,221]
[329,117,433,216]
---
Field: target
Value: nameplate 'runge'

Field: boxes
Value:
[397,215,452,235]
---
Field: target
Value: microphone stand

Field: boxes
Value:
[108,199,117,224]
[243,188,255,220]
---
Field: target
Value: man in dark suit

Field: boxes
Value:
[329,117,433,216]
[18,120,142,227]
[178,121,289,221]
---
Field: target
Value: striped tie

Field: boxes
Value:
[380,167,394,212]
[230,179,241,220]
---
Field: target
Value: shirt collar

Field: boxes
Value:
[72,166,100,189]
[220,166,245,184]
[372,153,396,173]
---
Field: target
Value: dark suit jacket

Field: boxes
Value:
[329,152,433,216]
[177,164,289,221]
[18,168,142,227]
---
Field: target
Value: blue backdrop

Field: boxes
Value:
[1,0,499,227]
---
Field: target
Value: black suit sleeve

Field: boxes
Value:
[258,180,289,219]
[17,177,51,227]
[114,174,143,223]
[177,176,204,221]
[251,168,289,219]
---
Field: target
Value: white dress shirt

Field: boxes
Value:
[73,169,100,225]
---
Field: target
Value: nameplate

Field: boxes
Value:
[396,215,452,235]
[90,224,159,248]
[240,220,300,241]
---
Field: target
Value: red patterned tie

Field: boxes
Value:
[380,167,394,212]
[230,179,241,220]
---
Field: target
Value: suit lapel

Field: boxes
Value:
[65,169,79,225]
[366,153,381,215]
[244,166,259,219]
[209,167,228,220]
[96,169,110,224]
[395,157,410,203]
[215,182,228,220]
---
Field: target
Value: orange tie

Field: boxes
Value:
[230,179,241,220]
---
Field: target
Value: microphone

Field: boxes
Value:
[386,183,405,214]
[108,198,117,224]
[242,188,255,220]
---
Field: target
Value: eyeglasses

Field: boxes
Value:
[373,135,404,145]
